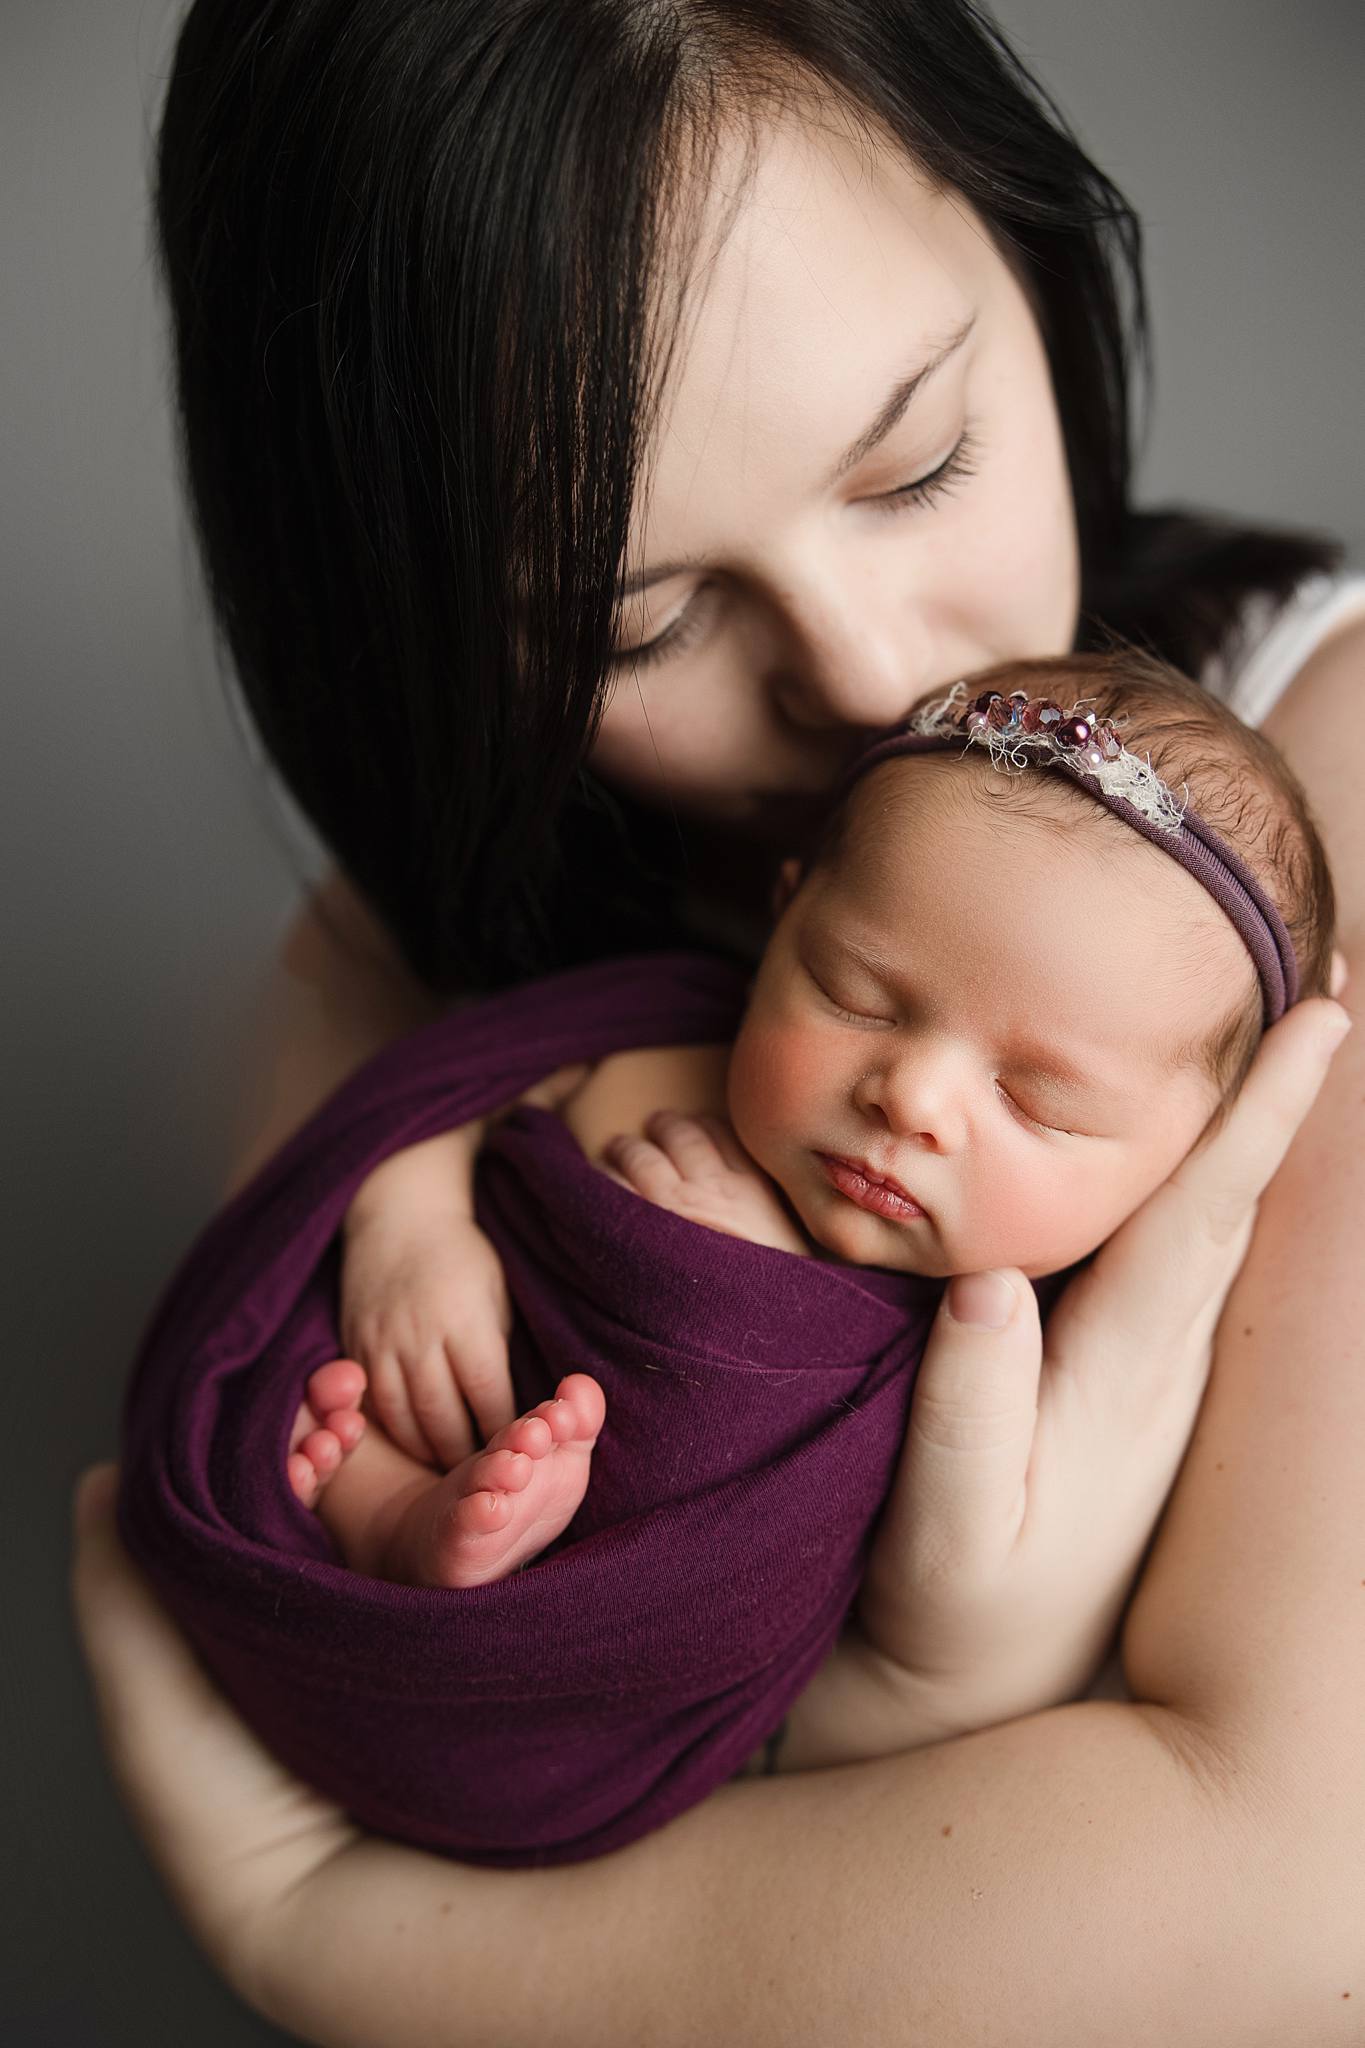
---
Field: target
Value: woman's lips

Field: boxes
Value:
[817,1154,928,1223]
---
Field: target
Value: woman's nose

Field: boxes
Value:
[854,1052,966,1155]
[763,584,929,732]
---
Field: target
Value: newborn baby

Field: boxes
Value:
[288,647,1333,1764]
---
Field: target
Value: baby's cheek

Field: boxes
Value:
[959,1156,1127,1277]
[728,1017,827,1168]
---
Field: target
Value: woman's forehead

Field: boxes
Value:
[635,108,999,513]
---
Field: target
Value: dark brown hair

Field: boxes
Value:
[154,1,1340,992]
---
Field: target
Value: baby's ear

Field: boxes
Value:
[772,857,804,919]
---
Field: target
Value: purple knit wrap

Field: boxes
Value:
[118,952,942,1866]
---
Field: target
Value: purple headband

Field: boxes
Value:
[841,682,1299,1026]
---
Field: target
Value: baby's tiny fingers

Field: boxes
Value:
[365,1354,442,1467]
[697,1114,754,1174]
[405,1359,478,1469]
[447,1338,516,1445]
[601,1133,679,1201]
[644,1110,725,1176]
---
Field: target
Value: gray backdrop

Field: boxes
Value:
[6,2,1362,2042]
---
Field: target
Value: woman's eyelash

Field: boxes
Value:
[612,424,982,669]
[877,424,980,513]
[612,598,709,672]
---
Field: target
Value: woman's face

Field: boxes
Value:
[591,106,1081,840]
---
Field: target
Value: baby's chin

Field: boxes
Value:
[795,1189,1103,1281]
[791,1189,955,1278]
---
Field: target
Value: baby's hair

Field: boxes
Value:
[817,649,1335,1112]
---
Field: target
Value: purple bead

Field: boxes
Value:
[964,709,990,736]
[987,695,1014,730]
[1055,717,1091,749]
[1081,744,1106,771]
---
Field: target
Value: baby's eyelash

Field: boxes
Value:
[806,964,891,1026]
[876,424,980,514]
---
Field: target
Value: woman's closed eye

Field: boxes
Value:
[870,422,980,516]
[610,423,983,668]
[610,585,715,671]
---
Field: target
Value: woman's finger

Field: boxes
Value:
[866,1270,1045,1609]
[1167,997,1351,1229]
[1054,997,1350,1372]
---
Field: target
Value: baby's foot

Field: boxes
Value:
[287,1358,369,1508]
[388,1373,606,1588]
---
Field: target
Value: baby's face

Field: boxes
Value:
[726,758,1256,1278]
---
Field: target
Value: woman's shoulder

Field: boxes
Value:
[1202,567,1365,730]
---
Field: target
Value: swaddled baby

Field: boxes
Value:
[289,647,1334,1769]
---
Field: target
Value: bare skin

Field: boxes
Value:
[70,74,1365,2048]
[71,637,1362,2043]
[293,1361,605,1586]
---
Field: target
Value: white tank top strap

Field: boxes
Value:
[1201,568,1365,729]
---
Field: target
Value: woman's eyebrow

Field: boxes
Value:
[824,314,977,487]
[616,314,978,599]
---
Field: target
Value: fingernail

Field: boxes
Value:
[946,1271,1016,1330]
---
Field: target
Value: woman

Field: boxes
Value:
[74,2,1364,2038]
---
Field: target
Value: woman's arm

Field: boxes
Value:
[225,866,443,1197]
[75,639,1365,2046]
[1121,614,1365,1727]
[74,979,1364,2046]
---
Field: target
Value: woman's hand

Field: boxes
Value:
[70,1466,361,2010]
[852,992,1352,1740]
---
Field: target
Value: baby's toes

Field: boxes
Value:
[536,1374,606,1444]
[455,1445,533,1499]
[326,1406,368,1453]
[286,1450,320,1507]
[307,1357,367,1416]
[300,1426,344,1479]
[452,1486,516,1538]
[485,1413,553,1461]
[287,1425,345,1506]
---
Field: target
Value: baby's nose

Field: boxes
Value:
[853,1059,965,1155]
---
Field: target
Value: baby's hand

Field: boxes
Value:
[601,1111,810,1256]
[340,1206,515,1468]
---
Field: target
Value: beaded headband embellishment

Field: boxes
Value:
[843,681,1299,1025]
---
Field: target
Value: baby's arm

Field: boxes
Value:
[340,1064,589,1467]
